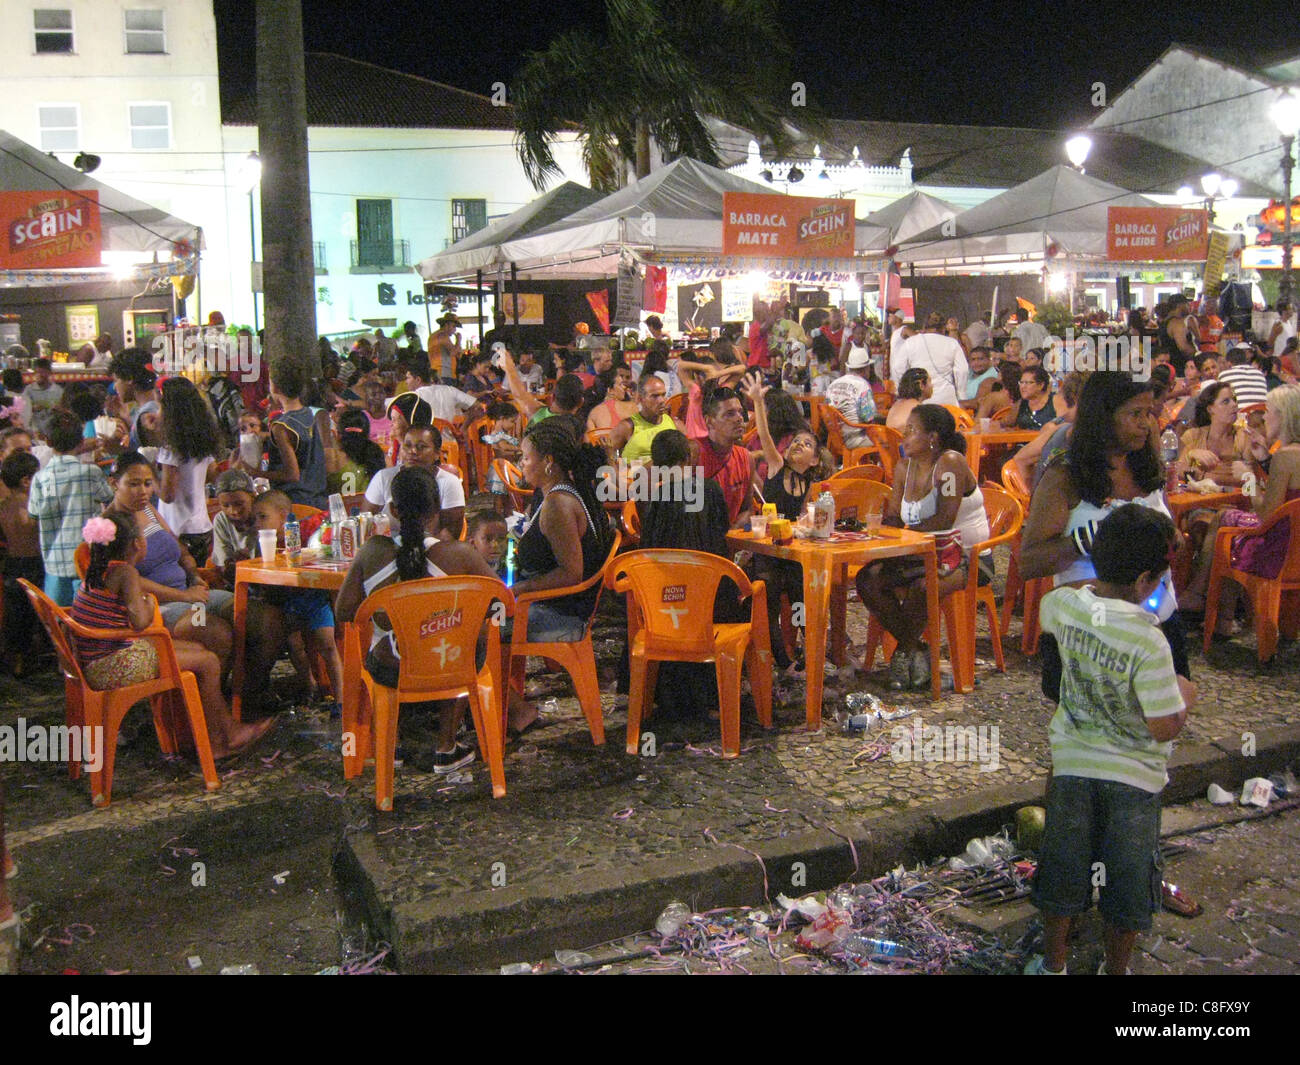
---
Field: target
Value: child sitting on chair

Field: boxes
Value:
[72,514,271,756]
[251,490,344,713]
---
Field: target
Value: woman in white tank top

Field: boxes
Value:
[856,404,989,691]
[335,466,500,773]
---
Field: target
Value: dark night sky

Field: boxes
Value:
[214,0,1300,130]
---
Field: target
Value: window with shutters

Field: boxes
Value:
[124,9,165,54]
[38,104,79,151]
[129,102,171,149]
[451,198,487,242]
[354,199,398,268]
[34,9,74,53]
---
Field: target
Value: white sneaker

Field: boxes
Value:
[1023,955,1067,975]
[1096,959,1132,975]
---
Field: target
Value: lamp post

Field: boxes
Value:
[1271,91,1300,305]
[1200,172,1221,224]
[1065,134,1092,171]
[239,151,263,331]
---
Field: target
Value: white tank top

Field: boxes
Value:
[1057,488,1177,622]
[898,456,990,554]
[1274,316,1296,357]
[363,535,446,655]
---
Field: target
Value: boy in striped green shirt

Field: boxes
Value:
[1026,505,1196,976]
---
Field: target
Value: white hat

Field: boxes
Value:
[847,347,872,369]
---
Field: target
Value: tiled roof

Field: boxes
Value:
[222,52,518,130]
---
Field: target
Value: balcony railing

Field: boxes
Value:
[350,239,411,270]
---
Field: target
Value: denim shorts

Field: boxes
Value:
[504,601,585,643]
[161,588,235,628]
[1031,775,1164,932]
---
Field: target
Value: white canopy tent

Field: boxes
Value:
[860,190,961,250]
[896,165,1159,269]
[0,129,201,288]
[416,180,603,283]
[494,157,888,279]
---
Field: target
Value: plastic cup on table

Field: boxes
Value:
[258,529,277,563]
[979,417,993,432]
[750,515,768,538]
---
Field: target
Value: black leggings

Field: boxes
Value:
[758,557,803,669]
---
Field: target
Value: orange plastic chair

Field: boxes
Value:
[874,381,895,416]
[19,579,219,807]
[509,530,622,746]
[1203,498,1300,662]
[997,458,1050,653]
[619,499,641,546]
[942,405,975,430]
[463,414,494,491]
[814,478,892,526]
[863,485,1022,691]
[989,405,1016,423]
[666,393,690,421]
[341,576,513,809]
[585,426,616,448]
[828,464,887,485]
[864,424,903,483]
[822,405,875,462]
[608,549,773,757]
[492,458,533,513]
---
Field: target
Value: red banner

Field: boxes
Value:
[722,192,855,259]
[1,190,102,269]
[1106,206,1209,262]
[642,264,667,313]
[585,290,610,333]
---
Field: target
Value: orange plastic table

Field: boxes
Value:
[231,552,350,719]
[962,428,1039,475]
[727,527,940,729]
[1166,489,1247,524]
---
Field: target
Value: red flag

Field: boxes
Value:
[586,290,610,333]
[642,265,667,313]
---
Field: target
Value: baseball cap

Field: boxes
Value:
[847,347,872,369]
[214,469,255,496]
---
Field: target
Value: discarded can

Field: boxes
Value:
[845,691,883,714]
[1241,777,1274,808]
[499,962,534,975]
[879,706,917,722]
[844,711,881,733]
[219,963,259,975]
[843,934,904,959]
[655,901,691,938]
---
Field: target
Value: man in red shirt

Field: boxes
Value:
[747,300,775,370]
[697,387,752,528]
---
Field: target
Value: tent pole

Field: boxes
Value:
[511,262,521,352]
[476,269,484,349]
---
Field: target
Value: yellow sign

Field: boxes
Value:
[1203,231,1230,295]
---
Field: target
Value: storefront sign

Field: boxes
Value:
[502,291,545,325]
[722,192,855,259]
[720,282,751,322]
[1241,244,1283,269]
[1,190,102,269]
[1106,206,1208,262]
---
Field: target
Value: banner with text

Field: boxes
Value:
[722,192,855,259]
[1106,206,1209,262]
[1,190,102,270]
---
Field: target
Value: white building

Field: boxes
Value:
[0,2,586,346]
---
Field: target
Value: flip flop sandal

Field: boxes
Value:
[1161,881,1202,918]
[0,911,18,932]
[4,860,16,880]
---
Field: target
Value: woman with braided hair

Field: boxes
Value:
[336,465,499,772]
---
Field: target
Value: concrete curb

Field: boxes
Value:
[336,725,1300,973]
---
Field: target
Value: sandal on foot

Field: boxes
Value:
[1161,881,1202,918]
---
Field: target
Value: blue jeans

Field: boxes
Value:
[45,574,79,607]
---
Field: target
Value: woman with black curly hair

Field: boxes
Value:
[156,377,222,565]
[1021,371,1189,681]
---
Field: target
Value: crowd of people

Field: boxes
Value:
[3,289,1299,966]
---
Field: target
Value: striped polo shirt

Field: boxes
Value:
[1039,585,1185,794]
[1217,364,1269,407]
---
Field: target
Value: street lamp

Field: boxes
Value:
[239,151,262,331]
[1271,90,1300,304]
[1065,134,1092,171]
[1200,172,1224,223]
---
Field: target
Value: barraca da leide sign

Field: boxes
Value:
[1,190,102,269]
[722,192,855,259]
[1106,206,1208,262]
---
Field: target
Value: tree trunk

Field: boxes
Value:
[635,119,651,181]
[256,0,319,381]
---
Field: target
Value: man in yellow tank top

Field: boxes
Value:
[610,374,681,462]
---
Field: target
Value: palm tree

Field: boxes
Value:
[511,0,812,192]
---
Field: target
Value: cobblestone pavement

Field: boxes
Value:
[2,577,1298,973]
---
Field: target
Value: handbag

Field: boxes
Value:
[932,530,964,577]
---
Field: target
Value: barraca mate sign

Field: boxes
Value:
[722,192,855,258]
[1,190,102,269]
[1106,206,1209,262]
